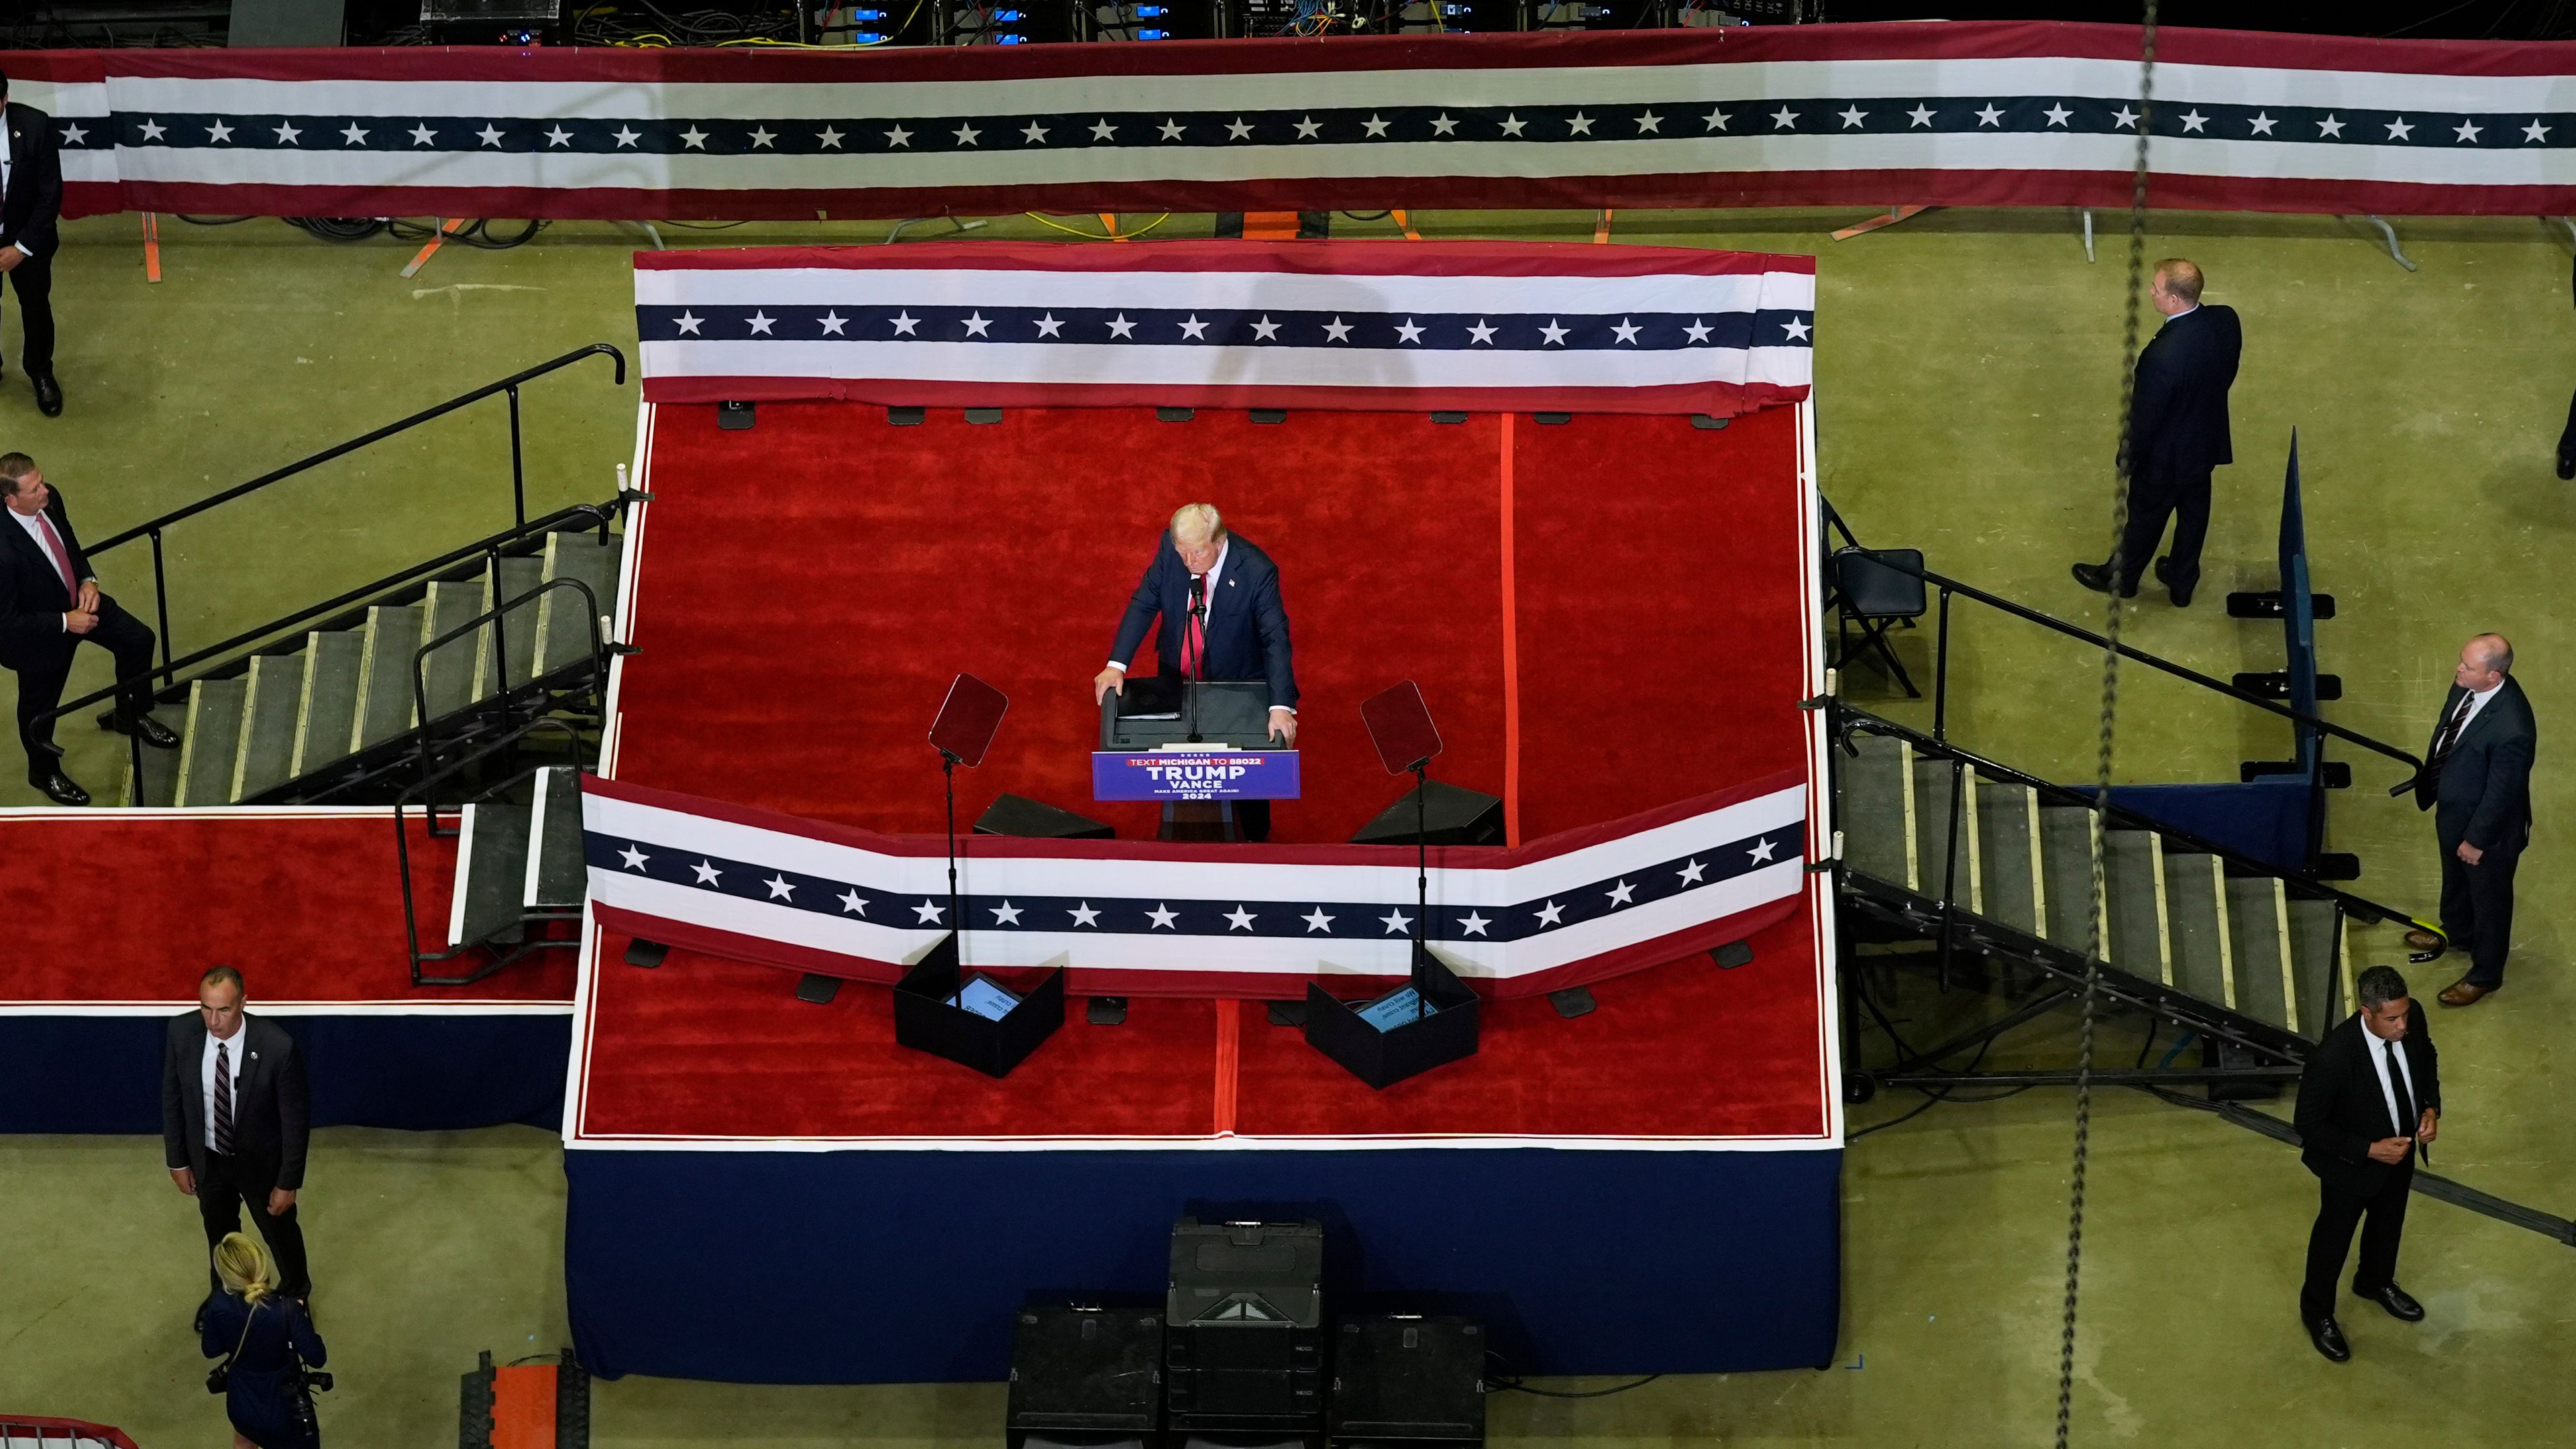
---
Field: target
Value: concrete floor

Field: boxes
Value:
[5,206,2573,1443]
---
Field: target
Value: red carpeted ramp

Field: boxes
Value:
[564,239,1844,1386]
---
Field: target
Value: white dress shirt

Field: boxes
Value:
[201,1028,248,1152]
[1107,538,1229,674]
[2361,1021,2422,1140]
[9,506,91,631]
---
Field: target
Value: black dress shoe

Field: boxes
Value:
[2153,555,2196,608]
[2306,1315,2351,1362]
[31,768,90,806]
[107,713,180,749]
[2359,1283,2424,1322]
[2070,561,2137,598]
[32,372,60,417]
[2559,445,2575,482]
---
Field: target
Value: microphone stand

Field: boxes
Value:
[1184,576,1207,745]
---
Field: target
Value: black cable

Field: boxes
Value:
[1339,209,1393,221]
[173,214,257,226]
[1483,1350,1661,1398]
[656,219,753,229]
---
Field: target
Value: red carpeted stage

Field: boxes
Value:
[561,239,1844,1385]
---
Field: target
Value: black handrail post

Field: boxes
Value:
[485,547,512,739]
[1936,755,1966,992]
[149,529,172,686]
[506,384,527,534]
[1933,587,1954,743]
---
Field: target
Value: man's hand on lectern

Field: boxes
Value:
[1093,665,1126,705]
[1269,708,1299,747]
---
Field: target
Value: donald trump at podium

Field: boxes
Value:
[1093,503,1299,841]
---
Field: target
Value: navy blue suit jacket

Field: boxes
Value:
[1108,531,1298,711]
[2125,303,2241,487]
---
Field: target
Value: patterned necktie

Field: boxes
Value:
[1182,577,1206,679]
[33,513,76,600]
[213,1041,235,1155]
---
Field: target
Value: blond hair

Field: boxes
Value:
[1170,502,1224,549]
[213,1232,276,1306]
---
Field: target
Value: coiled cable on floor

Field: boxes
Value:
[2057,9,2158,1449]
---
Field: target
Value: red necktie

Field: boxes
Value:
[34,514,76,600]
[1182,578,1206,679]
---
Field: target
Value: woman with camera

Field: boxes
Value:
[199,1232,329,1449]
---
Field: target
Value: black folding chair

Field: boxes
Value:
[1831,545,1927,698]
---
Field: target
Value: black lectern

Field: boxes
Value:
[894,673,1064,1077]
[1303,682,1481,1089]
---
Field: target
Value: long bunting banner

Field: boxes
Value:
[14,23,2576,222]
[633,241,1816,413]
[580,771,1810,1001]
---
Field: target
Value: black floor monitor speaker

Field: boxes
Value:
[1328,1316,1487,1448]
[892,931,1064,1078]
[979,793,1117,841]
[1006,1302,1164,1448]
[1302,945,1482,1091]
[1348,782,1504,847]
[1167,1219,1326,1436]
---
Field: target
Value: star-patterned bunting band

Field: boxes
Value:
[580,773,1811,996]
[19,23,2576,225]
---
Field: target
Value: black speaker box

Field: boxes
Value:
[979,793,1117,841]
[1006,1303,1164,1448]
[1167,1219,1326,1436]
[892,931,1064,1079]
[1328,1316,1486,1448]
[1348,782,1505,847]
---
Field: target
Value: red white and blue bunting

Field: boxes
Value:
[634,241,1814,413]
[580,773,1808,1000]
[13,23,2576,222]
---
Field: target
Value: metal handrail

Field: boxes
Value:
[21,496,633,786]
[77,343,625,693]
[1836,547,2425,776]
[409,576,609,824]
[1840,705,2436,929]
[394,715,591,987]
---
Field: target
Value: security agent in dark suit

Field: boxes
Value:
[162,966,314,1301]
[0,68,63,417]
[1093,502,1298,842]
[2074,258,2242,607]
[2294,964,2440,1362]
[2402,633,2537,1007]
[1,455,176,804]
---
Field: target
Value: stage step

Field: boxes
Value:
[1974,779,2043,936]
[1911,757,1979,910]
[1837,731,1913,889]
[2100,828,2169,979]
[352,603,425,752]
[524,765,586,908]
[229,653,305,801]
[469,555,547,702]
[2229,875,2296,1032]
[2163,852,2229,1000]
[451,794,534,949]
[289,629,365,781]
[535,528,623,677]
[2037,804,2100,949]
[417,579,485,723]
[120,704,188,807]
[174,678,248,808]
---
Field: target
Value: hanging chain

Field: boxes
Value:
[2057,9,2157,1448]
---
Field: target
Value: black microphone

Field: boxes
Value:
[1188,573,1206,619]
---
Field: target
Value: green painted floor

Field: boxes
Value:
[6,206,2573,1443]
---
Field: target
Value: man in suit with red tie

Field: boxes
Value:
[2404,633,2537,1006]
[0,68,63,417]
[2294,965,2440,1362]
[1,452,174,804]
[1093,502,1299,841]
[162,966,314,1303]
